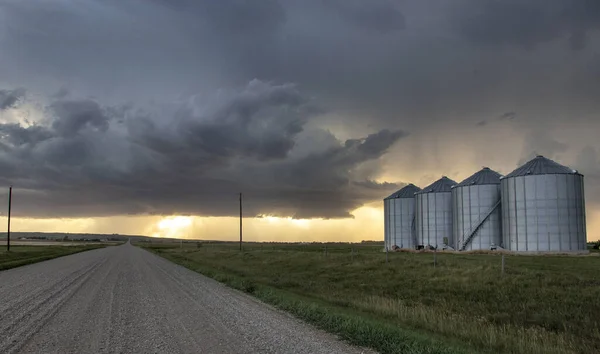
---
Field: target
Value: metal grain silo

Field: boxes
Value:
[452,168,503,251]
[383,184,422,250]
[501,155,587,252]
[415,177,457,250]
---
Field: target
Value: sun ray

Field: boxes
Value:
[154,216,193,238]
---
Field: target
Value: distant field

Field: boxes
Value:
[0,244,109,271]
[139,241,600,354]
[0,240,117,247]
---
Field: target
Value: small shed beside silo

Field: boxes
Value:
[501,155,587,252]
[383,184,422,250]
[452,167,503,251]
[415,176,457,250]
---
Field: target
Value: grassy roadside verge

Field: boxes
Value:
[0,244,110,271]
[142,244,476,354]
[139,242,599,354]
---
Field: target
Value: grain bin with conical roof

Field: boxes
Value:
[383,184,422,250]
[501,156,587,252]
[452,168,503,251]
[415,176,457,249]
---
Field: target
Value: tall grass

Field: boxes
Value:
[140,241,600,354]
[357,295,577,354]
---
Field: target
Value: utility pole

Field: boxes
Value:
[7,186,12,252]
[239,192,243,251]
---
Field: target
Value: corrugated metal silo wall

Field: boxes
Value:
[383,199,389,249]
[391,197,417,249]
[385,199,395,250]
[415,192,453,248]
[452,184,502,250]
[501,174,587,252]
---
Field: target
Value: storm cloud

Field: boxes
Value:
[0,0,599,221]
[0,80,405,218]
[456,0,600,50]
[0,88,25,110]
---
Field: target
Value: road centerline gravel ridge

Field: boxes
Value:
[0,242,373,354]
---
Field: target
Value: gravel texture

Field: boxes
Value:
[0,242,372,354]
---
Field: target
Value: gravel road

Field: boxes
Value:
[0,242,371,354]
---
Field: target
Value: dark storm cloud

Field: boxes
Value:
[456,0,600,50]
[499,112,517,121]
[0,81,406,218]
[0,88,25,110]
[0,123,52,147]
[50,99,110,137]
[129,80,316,163]
[476,111,517,127]
[2,0,599,125]
[326,0,406,33]
[153,0,285,31]
[1,0,600,219]
[51,87,70,99]
[198,0,286,35]
[284,129,408,190]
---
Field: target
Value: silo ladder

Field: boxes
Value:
[459,200,501,251]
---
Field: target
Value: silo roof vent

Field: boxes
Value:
[415,176,457,194]
[505,155,581,177]
[384,183,422,200]
[455,167,502,187]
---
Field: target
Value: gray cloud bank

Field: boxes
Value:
[0,80,405,218]
[0,88,25,110]
[456,0,600,50]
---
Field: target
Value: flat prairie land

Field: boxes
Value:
[140,241,600,354]
[0,244,108,271]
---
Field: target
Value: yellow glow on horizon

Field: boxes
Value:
[257,215,312,229]
[290,218,310,228]
[261,216,281,224]
[152,216,193,238]
[1,204,597,243]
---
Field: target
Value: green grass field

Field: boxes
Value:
[139,241,600,354]
[0,244,108,271]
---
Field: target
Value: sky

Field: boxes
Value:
[0,0,599,242]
